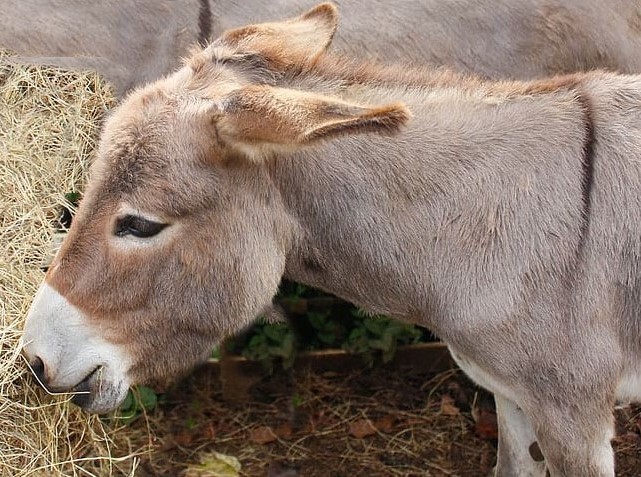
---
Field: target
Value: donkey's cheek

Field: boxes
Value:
[21,282,133,413]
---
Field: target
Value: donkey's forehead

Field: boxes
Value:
[105,80,214,152]
[90,86,217,210]
[102,98,173,169]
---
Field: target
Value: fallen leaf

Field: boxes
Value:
[174,431,194,447]
[446,379,472,409]
[373,415,395,433]
[613,431,640,445]
[473,408,498,440]
[349,418,377,438]
[274,422,293,439]
[440,395,460,416]
[635,415,641,435]
[181,452,241,477]
[250,426,278,444]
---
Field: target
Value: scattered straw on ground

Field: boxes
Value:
[0,57,145,476]
[124,365,498,477]
[122,363,641,477]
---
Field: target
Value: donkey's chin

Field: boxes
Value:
[70,371,130,414]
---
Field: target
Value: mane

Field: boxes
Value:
[301,51,593,98]
[306,52,487,89]
[183,42,595,103]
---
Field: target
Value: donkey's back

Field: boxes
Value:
[3,0,641,94]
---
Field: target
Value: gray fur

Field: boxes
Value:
[3,0,641,94]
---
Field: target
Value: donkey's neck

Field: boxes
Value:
[270,78,592,330]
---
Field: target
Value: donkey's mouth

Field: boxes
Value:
[70,366,101,408]
[68,365,130,414]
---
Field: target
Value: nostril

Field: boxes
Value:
[30,356,47,387]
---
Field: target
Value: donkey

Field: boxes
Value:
[21,3,641,476]
[3,0,641,94]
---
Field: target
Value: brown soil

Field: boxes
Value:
[122,363,641,477]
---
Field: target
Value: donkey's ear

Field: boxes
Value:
[217,85,410,160]
[218,3,339,66]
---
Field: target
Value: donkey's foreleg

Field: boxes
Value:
[450,349,546,476]
[529,401,615,477]
[451,346,616,476]
[494,394,546,477]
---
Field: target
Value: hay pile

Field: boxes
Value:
[0,58,142,476]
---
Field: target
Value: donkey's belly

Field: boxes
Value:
[616,367,641,403]
[448,346,520,403]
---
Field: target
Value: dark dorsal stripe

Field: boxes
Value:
[198,0,213,47]
[576,90,596,244]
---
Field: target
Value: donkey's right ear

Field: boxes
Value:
[214,85,410,162]
[215,3,339,67]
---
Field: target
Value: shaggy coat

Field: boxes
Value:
[22,4,641,476]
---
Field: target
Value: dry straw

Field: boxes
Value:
[0,54,144,476]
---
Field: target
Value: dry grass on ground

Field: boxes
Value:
[0,57,146,477]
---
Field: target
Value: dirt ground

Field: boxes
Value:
[124,362,641,477]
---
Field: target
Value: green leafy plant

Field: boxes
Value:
[238,320,296,373]
[112,386,158,425]
[58,191,82,229]
[343,310,423,365]
[63,191,81,204]
[223,282,432,370]
[307,311,342,347]
[277,280,311,302]
[292,393,304,408]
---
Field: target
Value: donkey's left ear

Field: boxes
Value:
[216,85,410,160]
[218,3,339,66]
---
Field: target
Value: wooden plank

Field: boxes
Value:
[214,342,452,401]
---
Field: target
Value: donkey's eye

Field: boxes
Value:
[114,215,168,238]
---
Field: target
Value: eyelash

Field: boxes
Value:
[114,215,168,238]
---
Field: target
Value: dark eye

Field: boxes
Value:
[114,215,168,238]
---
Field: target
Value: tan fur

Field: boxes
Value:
[25,4,641,476]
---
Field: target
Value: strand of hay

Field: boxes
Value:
[0,58,143,476]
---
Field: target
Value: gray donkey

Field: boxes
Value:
[21,4,641,476]
[3,0,641,94]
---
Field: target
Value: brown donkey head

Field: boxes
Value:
[22,3,409,413]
